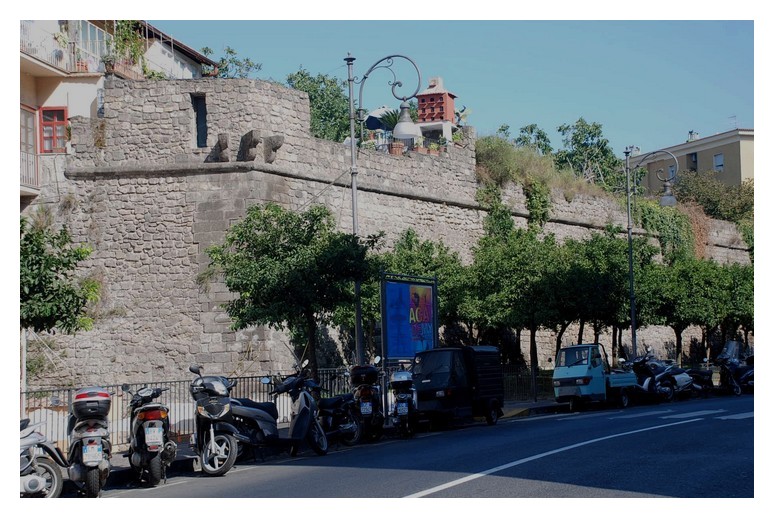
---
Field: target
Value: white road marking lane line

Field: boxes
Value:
[716,412,754,420]
[660,410,727,419]
[403,418,702,498]
[609,410,674,419]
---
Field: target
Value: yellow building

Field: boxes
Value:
[636,129,754,195]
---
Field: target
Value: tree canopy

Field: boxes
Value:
[286,68,350,142]
[205,203,377,376]
[20,216,98,334]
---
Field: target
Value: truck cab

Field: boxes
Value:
[552,344,636,412]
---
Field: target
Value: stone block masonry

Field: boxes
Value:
[22,78,751,388]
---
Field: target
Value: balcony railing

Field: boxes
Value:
[20,151,39,189]
[20,20,143,77]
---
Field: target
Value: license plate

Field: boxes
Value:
[397,402,409,415]
[145,426,164,446]
[360,402,372,415]
[82,443,102,463]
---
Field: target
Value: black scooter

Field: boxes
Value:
[350,356,385,442]
[188,366,240,476]
[389,369,417,438]
[309,373,362,447]
[713,340,754,395]
[122,384,177,486]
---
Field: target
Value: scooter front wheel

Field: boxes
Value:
[339,409,363,447]
[23,457,63,498]
[200,433,237,476]
[308,421,328,456]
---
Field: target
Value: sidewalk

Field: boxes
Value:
[106,398,565,488]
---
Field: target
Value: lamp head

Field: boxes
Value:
[392,101,422,139]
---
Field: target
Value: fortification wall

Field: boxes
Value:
[22,78,751,388]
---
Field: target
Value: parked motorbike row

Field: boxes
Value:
[21,382,178,498]
[619,343,754,403]
[22,341,749,496]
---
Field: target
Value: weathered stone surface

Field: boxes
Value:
[22,78,751,389]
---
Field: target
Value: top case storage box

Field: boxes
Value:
[389,370,413,391]
[72,387,112,419]
[350,365,379,385]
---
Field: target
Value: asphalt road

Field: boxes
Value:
[100,394,754,499]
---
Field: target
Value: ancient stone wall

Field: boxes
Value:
[22,78,751,389]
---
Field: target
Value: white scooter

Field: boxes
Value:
[67,387,113,497]
[20,419,68,498]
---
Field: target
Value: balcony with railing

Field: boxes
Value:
[20,20,144,79]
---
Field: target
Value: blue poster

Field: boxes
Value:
[383,280,436,359]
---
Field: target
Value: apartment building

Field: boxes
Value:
[636,128,754,195]
[20,20,217,205]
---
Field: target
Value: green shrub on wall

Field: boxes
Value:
[636,199,694,264]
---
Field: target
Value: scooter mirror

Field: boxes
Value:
[121,383,130,391]
[260,377,271,384]
[301,359,309,368]
[189,364,201,375]
[374,356,382,365]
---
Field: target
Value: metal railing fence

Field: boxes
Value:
[21,366,553,452]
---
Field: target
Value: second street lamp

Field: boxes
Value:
[623,147,679,359]
[345,53,422,365]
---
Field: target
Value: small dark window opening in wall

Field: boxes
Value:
[192,94,207,148]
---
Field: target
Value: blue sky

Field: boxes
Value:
[146,18,755,156]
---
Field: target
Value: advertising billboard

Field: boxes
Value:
[381,274,438,359]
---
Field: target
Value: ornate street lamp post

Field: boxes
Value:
[623,147,679,358]
[345,53,422,365]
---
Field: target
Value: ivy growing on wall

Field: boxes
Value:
[737,219,754,263]
[523,176,551,229]
[636,199,694,264]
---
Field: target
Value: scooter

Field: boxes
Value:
[20,419,68,498]
[389,369,417,438]
[188,365,239,476]
[66,386,113,497]
[716,356,754,395]
[714,340,753,395]
[350,356,385,442]
[659,361,700,398]
[122,384,177,486]
[623,351,676,402]
[268,360,328,457]
[310,371,362,446]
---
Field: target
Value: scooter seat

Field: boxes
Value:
[232,398,279,420]
[318,394,353,410]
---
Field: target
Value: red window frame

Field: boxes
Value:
[39,107,68,154]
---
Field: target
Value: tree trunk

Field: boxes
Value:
[577,319,585,344]
[305,311,319,379]
[555,321,569,356]
[672,325,684,366]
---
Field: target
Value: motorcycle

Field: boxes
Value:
[20,419,68,498]
[714,340,753,395]
[622,351,676,402]
[685,364,714,398]
[189,361,327,473]
[350,356,385,442]
[66,386,113,497]
[658,360,702,399]
[309,371,362,447]
[122,384,177,486]
[268,360,329,457]
[188,365,240,476]
[389,369,417,438]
